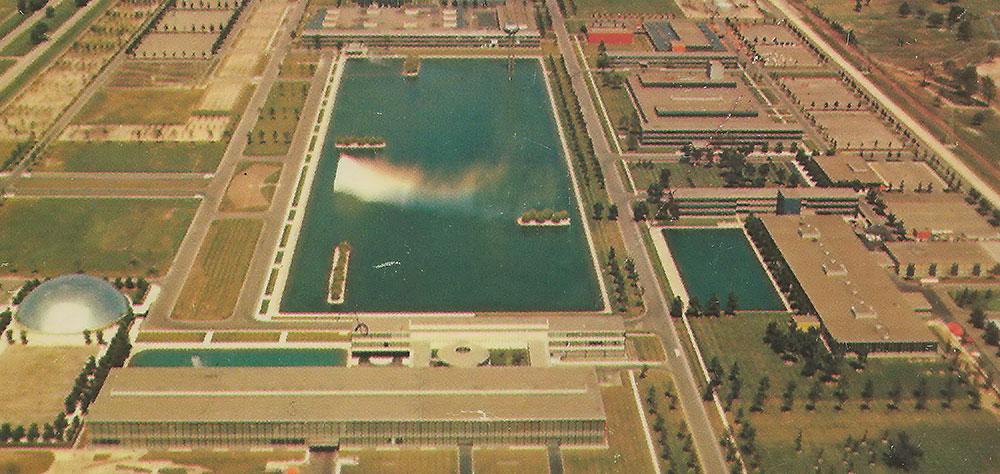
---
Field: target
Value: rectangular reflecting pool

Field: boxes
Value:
[280,58,601,313]
[128,349,347,367]
[663,227,784,311]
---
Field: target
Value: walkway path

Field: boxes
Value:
[544,0,728,472]
[146,0,310,327]
[766,0,1000,209]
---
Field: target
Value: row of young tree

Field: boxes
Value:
[545,55,604,190]
[64,311,135,419]
[668,292,740,319]
[745,215,816,314]
[605,246,640,313]
[636,369,700,472]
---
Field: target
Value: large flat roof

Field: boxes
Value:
[761,215,936,344]
[885,241,997,266]
[672,187,858,200]
[882,193,998,240]
[358,315,626,333]
[87,367,605,423]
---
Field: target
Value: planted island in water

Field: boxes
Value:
[518,208,570,227]
[335,135,386,149]
[328,241,352,304]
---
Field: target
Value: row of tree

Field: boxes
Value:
[546,55,604,189]
[745,215,816,315]
[65,311,134,419]
[11,279,42,305]
[605,246,640,313]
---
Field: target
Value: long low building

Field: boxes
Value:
[671,187,859,216]
[885,240,998,279]
[761,215,938,353]
[87,367,606,448]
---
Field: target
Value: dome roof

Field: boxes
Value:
[15,275,127,334]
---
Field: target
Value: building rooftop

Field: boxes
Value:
[671,187,858,200]
[884,241,997,266]
[811,155,881,184]
[882,193,998,240]
[761,215,937,345]
[358,315,625,334]
[87,367,605,423]
[15,275,127,335]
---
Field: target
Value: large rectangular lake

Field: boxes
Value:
[280,58,601,313]
[663,227,784,311]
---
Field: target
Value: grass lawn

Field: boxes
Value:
[0,451,54,474]
[751,405,1000,473]
[39,141,227,172]
[570,0,681,16]
[0,346,97,425]
[628,162,726,189]
[0,10,29,46]
[74,88,203,125]
[627,334,666,362]
[0,198,198,277]
[278,52,320,79]
[210,331,281,342]
[0,58,14,74]
[562,372,656,474]
[0,0,80,56]
[134,331,207,343]
[635,368,701,474]
[682,312,1000,471]
[804,0,997,71]
[245,80,309,156]
[141,450,304,474]
[341,449,458,474]
[171,219,262,321]
[285,331,351,342]
[472,448,548,474]
[950,287,1000,311]
[688,313,956,399]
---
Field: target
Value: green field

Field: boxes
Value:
[0,197,198,277]
[0,451,54,474]
[75,88,204,124]
[0,58,14,74]
[141,450,304,474]
[0,9,29,45]
[0,0,80,57]
[171,218,262,321]
[245,80,309,156]
[39,141,227,172]
[472,448,548,474]
[570,0,681,16]
[804,0,997,71]
[562,372,657,474]
[681,312,1000,472]
[628,162,726,188]
[341,449,458,474]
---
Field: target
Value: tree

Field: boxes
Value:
[29,21,48,45]
[982,76,997,103]
[887,381,903,410]
[882,432,923,471]
[44,5,53,17]
[897,1,910,17]
[970,307,987,329]
[632,201,648,221]
[607,204,618,220]
[861,379,875,409]
[985,323,1000,346]
[725,292,739,315]
[927,12,944,28]
[957,20,973,41]
[26,423,39,442]
[905,263,915,279]
[706,293,721,317]
[591,201,604,220]
[670,296,684,318]
[806,380,823,410]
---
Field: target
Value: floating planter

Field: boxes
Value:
[328,241,352,304]
[402,55,421,78]
[334,135,386,149]
[517,208,571,227]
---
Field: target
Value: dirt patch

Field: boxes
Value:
[60,115,230,142]
[198,81,245,111]
[222,162,281,211]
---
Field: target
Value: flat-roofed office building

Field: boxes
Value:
[86,367,607,448]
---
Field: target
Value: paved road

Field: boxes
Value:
[146,0,309,327]
[766,0,1000,208]
[0,0,170,190]
[544,1,728,472]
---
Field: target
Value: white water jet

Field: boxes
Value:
[333,154,498,208]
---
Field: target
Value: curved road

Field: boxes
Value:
[544,1,728,472]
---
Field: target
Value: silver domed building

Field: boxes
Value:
[15,275,128,334]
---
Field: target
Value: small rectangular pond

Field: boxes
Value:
[279,58,601,313]
[663,227,784,311]
[128,348,347,367]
